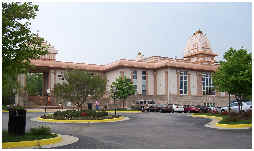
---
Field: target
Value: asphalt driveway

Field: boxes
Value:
[2,112,252,149]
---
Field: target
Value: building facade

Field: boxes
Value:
[18,30,229,107]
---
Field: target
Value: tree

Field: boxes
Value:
[54,70,107,111]
[110,76,136,108]
[25,73,43,96]
[2,2,48,104]
[212,47,252,111]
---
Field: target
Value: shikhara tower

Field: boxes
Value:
[184,29,217,64]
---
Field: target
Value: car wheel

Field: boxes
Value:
[221,109,225,112]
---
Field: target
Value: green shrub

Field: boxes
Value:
[222,111,252,122]
[2,105,8,110]
[241,110,252,120]
[96,111,108,117]
[50,110,109,120]
[30,126,51,135]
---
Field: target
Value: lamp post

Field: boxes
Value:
[112,86,117,117]
[45,88,50,113]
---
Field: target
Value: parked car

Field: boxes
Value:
[172,104,184,113]
[184,105,200,113]
[245,101,252,111]
[184,105,190,113]
[221,101,252,112]
[196,105,209,113]
[160,104,173,113]
[136,99,156,111]
[147,104,160,112]
[207,106,217,112]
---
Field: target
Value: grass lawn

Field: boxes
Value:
[192,113,252,125]
[2,131,57,143]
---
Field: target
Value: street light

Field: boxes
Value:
[45,88,51,113]
[112,86,117,117]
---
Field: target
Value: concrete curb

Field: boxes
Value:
[35,134,79,149]
[191,114,252,129]
[31,116,129,123]
[3,134,62,149]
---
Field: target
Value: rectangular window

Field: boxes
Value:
[142,71,146,80]
[142,71,147,96]
[132,71,138,94]
[179,71,188,95]
[57,72,64,81]
[132,71,137,80]
[202,72,215,95]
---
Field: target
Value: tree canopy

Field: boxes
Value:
[54,70,107,111]
[212,47,252,101]
[25,73,43,96]
[110,76,136,108]
[2,2,48,101]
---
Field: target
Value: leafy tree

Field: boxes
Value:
[54,70,107,111]
[110,76,136,108]
[25,73,43,96]
[2,2,48,104]
[212,48,252,111]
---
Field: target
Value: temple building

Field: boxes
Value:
[17,30,229,108]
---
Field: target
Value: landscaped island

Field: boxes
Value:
[192,111,252,125]
[41,110,121,120]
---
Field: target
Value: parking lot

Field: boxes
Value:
[2,112,252,149]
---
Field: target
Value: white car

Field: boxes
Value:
[66,101,72,107]
[172,104,184,113]
[221,101,252,112]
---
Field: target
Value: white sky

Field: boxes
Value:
[30,2,252,65]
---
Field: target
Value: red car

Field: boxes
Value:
[184,105,200,113]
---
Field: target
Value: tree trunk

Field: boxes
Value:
[122,99,125,108]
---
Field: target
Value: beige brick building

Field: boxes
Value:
[18,30,229,107]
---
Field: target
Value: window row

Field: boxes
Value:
[131,70,147,96]
[179,71,215,95]
[129,71,215,96]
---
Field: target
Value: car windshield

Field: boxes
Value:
[229,102,238,106]
[246,101,252,105]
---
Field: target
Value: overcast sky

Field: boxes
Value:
[30,2,252,65]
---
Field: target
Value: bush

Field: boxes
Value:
[221,111,228,115]
[222,111,252,122]
[95,111,108,117]
[44,110,109,120]
[30,126,51,136]
[2,105,8,110]
[80,112,88,116]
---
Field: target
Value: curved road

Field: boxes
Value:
[2,112,252,149]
